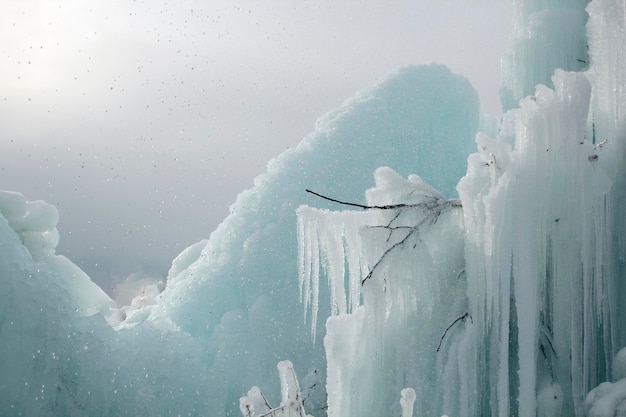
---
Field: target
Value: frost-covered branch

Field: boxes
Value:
[240,361,311,417]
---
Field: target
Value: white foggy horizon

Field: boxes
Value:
[0,0,511,294]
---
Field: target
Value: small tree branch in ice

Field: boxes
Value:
[305,187,461,287]
[360,198,461,286]
[361,227,415,286]
[368,223,413,242]
[437,312,472,352]
[305,189,446,210]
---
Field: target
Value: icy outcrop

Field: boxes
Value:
[296,1,626,416]
[298,69,623,416]
[0,191,119,322]
[500,1,589,110]
[298,167,465,417]
[145,64,480,415]
[2,0,626,415]
[584,348,626,417]
[0,64,480,416]
[0,196,209,416]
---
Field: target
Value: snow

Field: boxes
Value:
[1,0,626,415]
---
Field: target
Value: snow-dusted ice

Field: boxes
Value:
[0,62,480,416]
[298,0,626,415]
[1,0,626,416]
[0,191,119,322]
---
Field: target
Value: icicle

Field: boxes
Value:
[310,216,320,342]
[300,168,466,417]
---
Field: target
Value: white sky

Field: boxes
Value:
[0,0,511,291]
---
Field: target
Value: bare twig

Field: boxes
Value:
[258,405,290,417]
[366,224,414,242]
[260,391,272,411]
[456,268,466,280]
[437,312,472,352]
[361,228,415,285]
[387,210,402,225]
[305,189,455,210]
[306,188,462,288]
[360,204,445,286]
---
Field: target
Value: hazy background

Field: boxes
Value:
[0,0,511,300]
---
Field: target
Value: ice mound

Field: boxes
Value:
[584,348,626,417]
[143,63,481,414]
[0,63,481,416]
[0,190,119,322]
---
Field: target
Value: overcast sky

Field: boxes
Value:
[0,0,511,295]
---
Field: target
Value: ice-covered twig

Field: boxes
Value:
[257,405,291,417]
[305,189,461,210]
[361,228,415,286]
[366,224,413,242]
[360,199,460,286]
[436,312,472,352]
[539,323,557,358]
[240,361,310,417]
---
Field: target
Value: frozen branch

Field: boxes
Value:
[360,199,460,286]
[305,189,461,210]
[257,405,290,417]
[436,312,472,352]
[368,225,414,242]
[361,228,415,286]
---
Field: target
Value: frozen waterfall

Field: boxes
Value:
[297,1,626,416]
[1,0,626,416]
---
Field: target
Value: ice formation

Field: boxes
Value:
[0,62,479,416]
[296,0,626,416]
[239,360,312,417]
[1,0,626,416]
[0,191,119,323]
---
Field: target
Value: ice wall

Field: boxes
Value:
[296,0,626,416]
[298,167,466,417]
[0,194,213,416]
[0,191,120,322]
[3,0,625,415]
[459,69,620,417]
[143,64,480,415]
[500,0,589,111]
[0,64,480,416]
[483,0,626,414]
